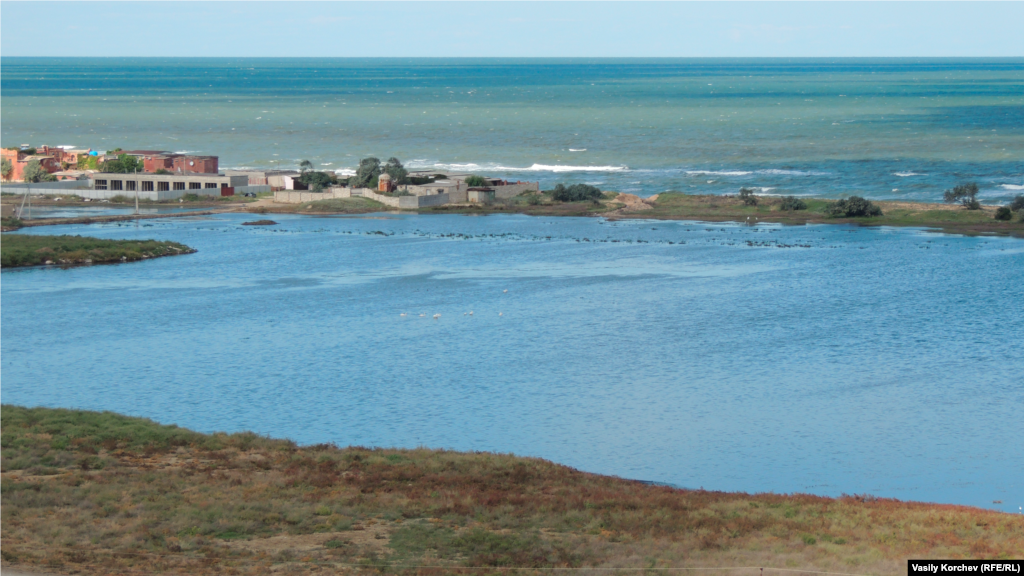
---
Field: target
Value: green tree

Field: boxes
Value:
[943,182,981,210]
[824,196,882,218]
[383,157,408,184]
[349,157,381,188]
[299,159,314,173]
[551,183,602,202]
[22,160,56,183]
[779,196,807,211]
[101,154,144,174]
[1009,194,1024,212]
[1,157,12,181]
[464,175,488,187]
[299,171,334,193]
[738,187,758,206]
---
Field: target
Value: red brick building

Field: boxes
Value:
[122,150,219,174]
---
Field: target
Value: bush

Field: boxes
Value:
[1009,194,1024,212]
[464,175,488,187]
[551,183,602,202]
[109,195,131,203]
[778,196,807,211]
[182,193,201,202]
[994,206,1013,221]
[943,182,981,210]
[738,187,758,206]
[824,196,883,218]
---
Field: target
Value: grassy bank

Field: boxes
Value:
[0,235,195,268]
[2,407,1020,576]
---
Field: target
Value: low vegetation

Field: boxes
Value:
[464,175,489,187]
[738,187,759,206]
[778,196,808,211]
[550,183,603,202]
[0,235,195,268]
[1,406,1020,576]
[824,196,883,218]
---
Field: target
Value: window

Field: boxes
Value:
[126,181,137,191]
[173,182,185,191]
[205,183,218,188]
[189,182,201,190]
[142,181,154,191]
[157,182,169,191]
[95,179,107,190]
[110,180,123,191]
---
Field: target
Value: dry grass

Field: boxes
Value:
[2,406,1021,576]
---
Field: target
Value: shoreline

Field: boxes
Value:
[2,405,1020,576]
[2,193,1022,239]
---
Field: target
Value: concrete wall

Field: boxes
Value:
[273,187,357,204]
[399,193,450,209]
[2,180,93,191]
[233,185,271,195]
[357,189,402,207]
[493,182,540,199]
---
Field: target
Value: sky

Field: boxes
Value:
[0,1,1021,58]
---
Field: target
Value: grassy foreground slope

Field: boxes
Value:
[2,406,1020,576]
[1,235,195,268]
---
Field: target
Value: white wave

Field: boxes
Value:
[58,145,77,149]
[686,170,751,176]
[334,168,357,177]
[568,148,587,152]
[756,169,830,176]
[894,172,925,177]
[173,150,198,154]
[406,161,627,173]
[320,163,333,166]
[1000,184,1024,190]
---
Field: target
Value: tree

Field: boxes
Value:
[383,157,408,184]
[551,183,602,202]
[824,196,882,218]
[464,175,488,187]
[738,187,758,206]
[22,160,56,183]
[299,171,334,193]
[943,182,981,210]
[101,154,144,174]
[778,196,807,211]
[1,157,12,181]
[349,157,381,188]
[994,206,1013,221]
[299,159,314,173]
[1009,195,1024,213]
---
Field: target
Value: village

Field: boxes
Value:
[0,145,539,208]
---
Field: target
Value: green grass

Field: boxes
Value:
[0,234,195,267]
[298,197,386,212]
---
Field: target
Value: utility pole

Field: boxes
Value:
[17,182,30,219]
[134,168,139,215]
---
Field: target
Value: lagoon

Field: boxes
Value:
[1,212,1022,512]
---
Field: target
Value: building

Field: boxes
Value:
[120,150,219,174]
[468,188,496,203]
[1,148,61,182]
[378,172,395,193]
[88,173,248,200]
[223,169,300,188]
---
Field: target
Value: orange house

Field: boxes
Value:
[1,148,61,182]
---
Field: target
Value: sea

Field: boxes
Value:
[2,58,1022,201]
[1,59,1022,512]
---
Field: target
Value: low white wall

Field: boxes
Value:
[273,187,358,204]
[399,193,450,209]
[234,185,271,195]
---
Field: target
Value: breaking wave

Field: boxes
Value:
[1000,183,1024,190]
[894,172,925,177]
[406,161,627,173]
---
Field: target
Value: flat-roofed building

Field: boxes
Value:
[87,173,247,200]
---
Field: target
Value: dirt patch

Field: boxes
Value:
[610,193,658,214]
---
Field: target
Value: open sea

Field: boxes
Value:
[2,59,1022,512]
[2,58,1022,201]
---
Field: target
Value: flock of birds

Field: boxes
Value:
[401,290,508,319]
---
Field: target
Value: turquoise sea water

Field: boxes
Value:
[2,60,1023,511]
[2,58,1022,201]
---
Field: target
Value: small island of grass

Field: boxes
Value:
[0,234,196,268]
[1,406,1019,576]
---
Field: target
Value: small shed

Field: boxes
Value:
[467,188,495,203]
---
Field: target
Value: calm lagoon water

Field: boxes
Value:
[2,213,1022,512]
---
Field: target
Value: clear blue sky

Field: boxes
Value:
[1,1,1021,58]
